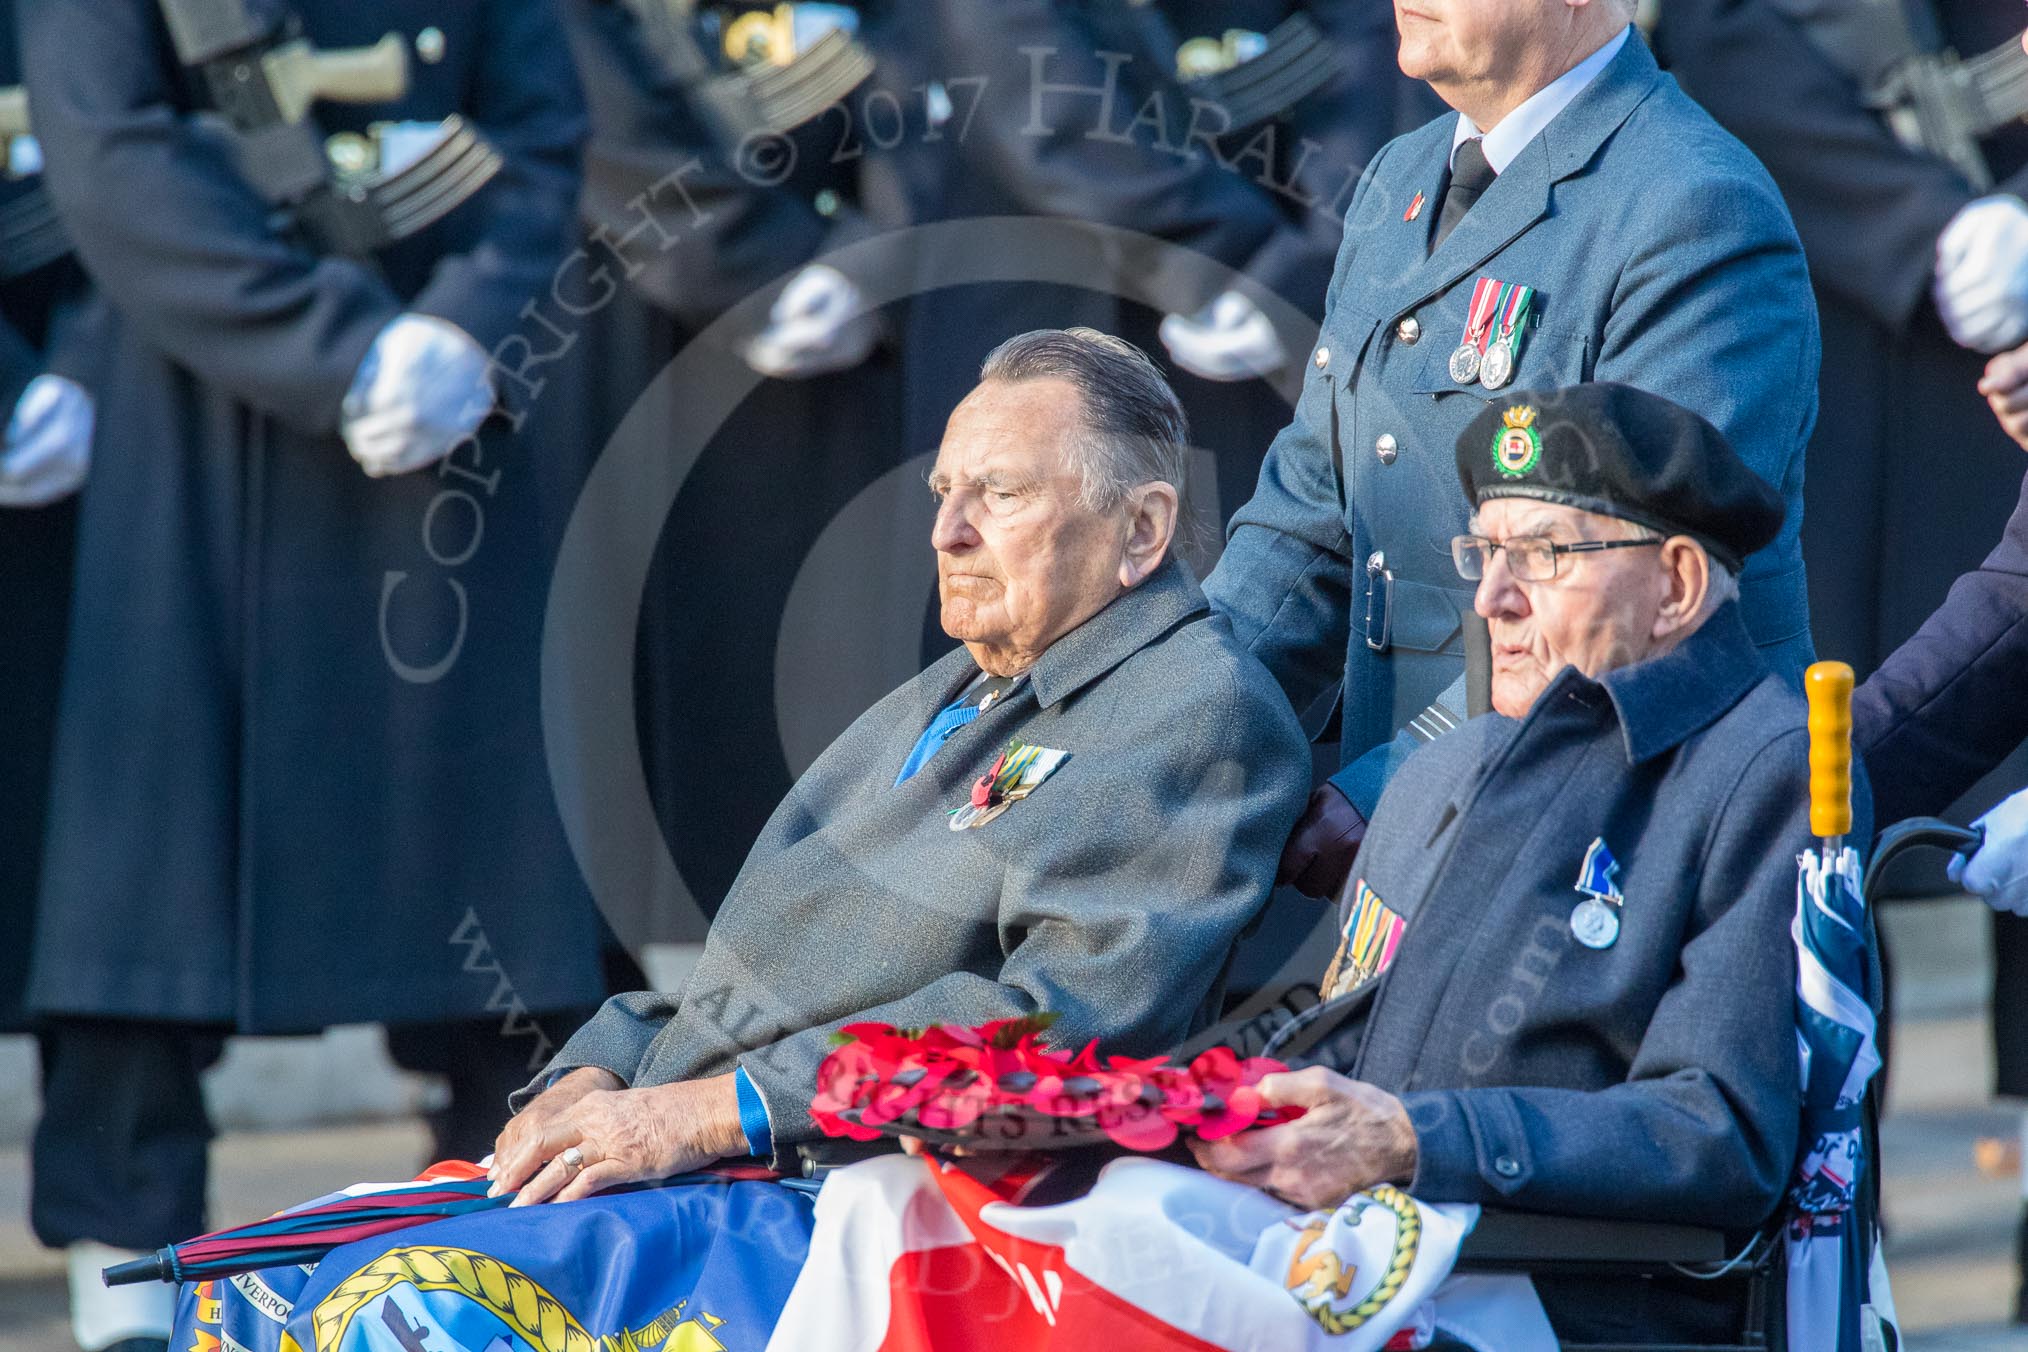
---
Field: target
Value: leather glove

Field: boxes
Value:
[1158,290,1288,381]
[1935,195,2028,353]
[341,314,493,478]
[1947,787,2028,917]
[1979,342,2028,451]
[744,264,880,379]
[0,373,92,507]
[1277,782,1368,901]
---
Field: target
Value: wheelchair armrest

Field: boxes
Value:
[1457,1209,1732,1272]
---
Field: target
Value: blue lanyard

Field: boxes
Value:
[894,675,1020,785]
[894,699,983,785]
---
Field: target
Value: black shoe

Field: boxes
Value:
[94,1340,169,1352]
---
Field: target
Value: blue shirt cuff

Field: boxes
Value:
[734,1066,774,1159]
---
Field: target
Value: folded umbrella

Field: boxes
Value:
[101,1173,509,1287]
[102,1160,781,1286]
[1784,663,1893,1351]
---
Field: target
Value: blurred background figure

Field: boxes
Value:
[547,0,917,956]
[1651,1,2027,688]
[17,1,611,1347]
[1135,1,1412,519]
[0,9,102,1339]
[0,0,95,1034]
[1651,2,2028,1325]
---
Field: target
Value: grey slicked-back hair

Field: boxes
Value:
[979,327,1190,512]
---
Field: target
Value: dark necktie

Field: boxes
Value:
[1431,136,1497,252]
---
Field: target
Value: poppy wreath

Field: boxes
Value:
[810,1013,1305,1152]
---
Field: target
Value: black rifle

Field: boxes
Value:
[157,0,501,255]
[1754,0,2027,190]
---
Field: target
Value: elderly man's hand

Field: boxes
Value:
[1980,342,2028,451]
[488,1066,621,1194]
[1188,1067,1415,1213]
[1277,784,1367,900]
[489,1072,745,1206]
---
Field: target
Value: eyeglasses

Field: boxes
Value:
[1451,534,1662,582]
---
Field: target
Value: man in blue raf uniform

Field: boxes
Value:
[20,2,601,1348]
[1195,384,1819,1343]
[1205,0,1819,901]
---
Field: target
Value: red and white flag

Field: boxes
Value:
[767,1155,1553,1352]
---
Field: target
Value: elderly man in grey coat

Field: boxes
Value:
[1195,384,1820,1343]
[490,329,1310,1203]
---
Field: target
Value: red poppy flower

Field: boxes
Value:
[859,1059,952,1127]
[917,1068,996,1131]
[810,1018,1299,1151]
[1098,1090,1180,1152]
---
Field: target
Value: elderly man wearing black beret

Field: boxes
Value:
[1193,383,1821,1343]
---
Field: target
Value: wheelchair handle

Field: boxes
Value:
[1863,818,1985,908]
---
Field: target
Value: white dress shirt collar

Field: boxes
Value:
[1450,25,1631,173]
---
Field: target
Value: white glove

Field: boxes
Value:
[1946,786,2028,917]
[1934,195,2028,353]
[743,264,879,379]
[341,315,493,478]
[0,373,92,507]
[1158,289,1288,381]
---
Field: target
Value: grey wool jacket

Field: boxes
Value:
[519,558,1311,1162]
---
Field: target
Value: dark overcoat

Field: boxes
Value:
[554,0,919,932]
[0,0,99,1029]
[22,0,607,1031]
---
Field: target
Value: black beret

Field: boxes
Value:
[1454,382,1783,572]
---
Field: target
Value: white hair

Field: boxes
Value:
[1616,520,1738,612]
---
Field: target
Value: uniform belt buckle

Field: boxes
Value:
[1364,551,1394,653]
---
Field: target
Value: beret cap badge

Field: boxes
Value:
[1493,404,1541,480]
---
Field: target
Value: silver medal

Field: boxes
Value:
[1448,343,1481,385]
[1569,896,1620,950]
[1478,338,1515,390]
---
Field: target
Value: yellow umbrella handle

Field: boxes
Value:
[1805,661,1854,840]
